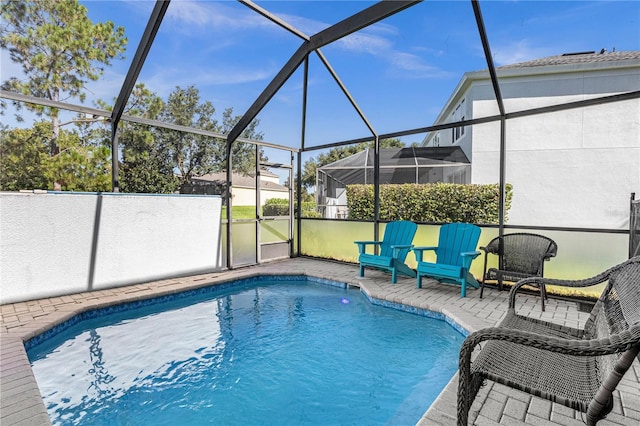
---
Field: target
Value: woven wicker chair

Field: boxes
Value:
[480,233,557,310]
[458,256,640,426]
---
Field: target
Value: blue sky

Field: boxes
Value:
[3,0,640,166]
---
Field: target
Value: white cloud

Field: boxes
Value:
[275,12,328,37]
[165,0,272,33]
[337,31,449,79]
[246,8,446,79]
[141,64,275,98]
[339,31,393,55]
[389,52,440,74]
[491,39,557,66]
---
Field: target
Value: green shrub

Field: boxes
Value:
[300,202,322,218]
[346,183,512,224]
[263,198,321,218]
[263,198,289,216]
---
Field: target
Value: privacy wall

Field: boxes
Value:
[0,192,222,304]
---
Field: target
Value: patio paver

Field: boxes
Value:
[1,258,638,425]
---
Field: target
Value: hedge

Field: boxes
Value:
[263,198,321,218]
[346,183,512,224]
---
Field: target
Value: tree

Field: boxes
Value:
[0,122,50,190]
[216,107,267,175]
[112,84,178,193]
[0,0,127,186]
[157,86,268,187]
[0,120,111,191]
[283,175,314,203]
[93,85,268,193]
[47,127,111,191]
[157,85,221,187]
[301,137,404,189]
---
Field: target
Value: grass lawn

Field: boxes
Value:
[221,205,259,220]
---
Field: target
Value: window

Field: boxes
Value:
[452,99,465,142]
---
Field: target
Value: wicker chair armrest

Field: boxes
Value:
[460,325,639,385]
[461,325,640,362]
[507,277,545,309]
[507,271,614,309]
[458,325,640,417]
[458,324,640,426]
[479,245,498,254]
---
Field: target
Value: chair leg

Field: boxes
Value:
[391,269,397,284]
[479,277,485,298]
[359,265,365,277]
[416,274,422,289]
[460,278,466,298]
[540,284,546,311]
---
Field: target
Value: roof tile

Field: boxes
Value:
[497,50,640,69]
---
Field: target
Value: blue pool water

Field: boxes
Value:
[27,278,465,425]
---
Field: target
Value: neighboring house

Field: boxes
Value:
[182,169,289,206]
[422,50,640,229]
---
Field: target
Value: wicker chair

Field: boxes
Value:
[458,256,640,426]
[480,233,558,310]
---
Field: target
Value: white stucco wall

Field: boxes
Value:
[232,186,289,206]
[423,62,639,229]
[0,192,222,304]
[472,91,640,228]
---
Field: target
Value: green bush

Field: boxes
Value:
[263,198,289,216]
[346,183,513,224]
[263,198,321,218]
[300,203,322,218]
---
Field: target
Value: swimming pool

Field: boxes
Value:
[27,276,465,425]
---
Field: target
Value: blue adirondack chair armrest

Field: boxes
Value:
[461,250,481,258]
[411,246,438,262]
[354,240,382,254]
[460,250,482,268]
[390,244,414,257]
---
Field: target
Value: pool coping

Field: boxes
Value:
[2,258,638,426]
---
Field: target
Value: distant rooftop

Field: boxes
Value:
[497,50,640,69]
[192,172,287,191]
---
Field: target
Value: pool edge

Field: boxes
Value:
[3,260,486,426]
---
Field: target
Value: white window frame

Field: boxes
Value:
[452,99,465,142]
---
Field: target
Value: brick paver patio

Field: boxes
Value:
[1,258,638,425]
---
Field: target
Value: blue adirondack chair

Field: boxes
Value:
[412,223,481,297]
[355,220,417,284]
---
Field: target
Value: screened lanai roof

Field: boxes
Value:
[2,1,638,157]
[319,147,469,186]
[1,0,639,234]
